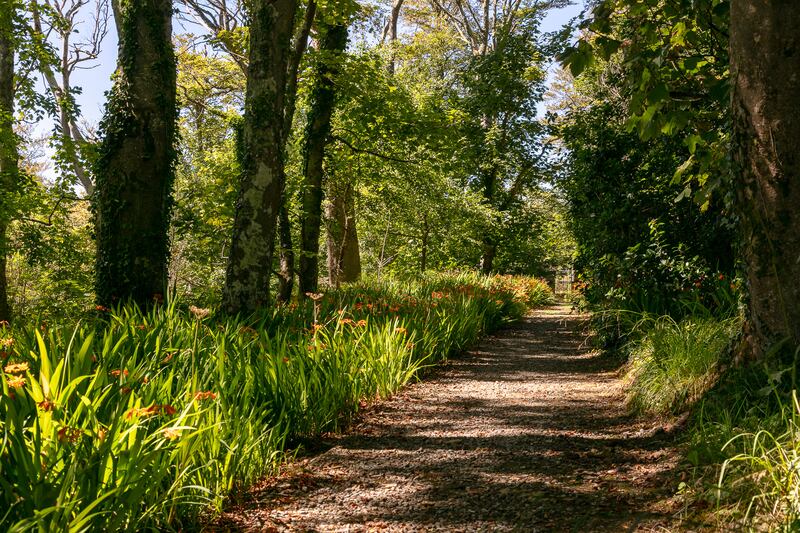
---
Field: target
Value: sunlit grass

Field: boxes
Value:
[0,272,551,531]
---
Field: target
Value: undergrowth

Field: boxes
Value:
[0,273,552,531]
[614,302,800,530]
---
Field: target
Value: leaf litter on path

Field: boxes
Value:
[213,305,683,532]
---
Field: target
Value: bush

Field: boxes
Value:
[0,273,548,531]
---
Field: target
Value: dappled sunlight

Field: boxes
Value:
[218,306,681,531]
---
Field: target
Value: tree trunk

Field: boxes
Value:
[223,0,297,314]
[326,179,360,287]
[93,0,176,309]
[277,201,294,302]
[382,0,404,74]
[298,23,348,297]
[0,4,16,322]
[275,0,317,304]
[420,214,428,273]
[480,238,496,274]
[731,1,800,354]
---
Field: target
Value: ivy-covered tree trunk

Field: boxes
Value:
[223,0,297,313]
[298,23,348,297]
[326,178,360,287]
[731,1,800,353]
[93,0,176,309]
[0,3,16,322]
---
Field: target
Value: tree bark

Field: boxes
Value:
[298,22,348,297]
[420,214,428,273]
[275,0,317,304]
[480,238,496,274]
[326,179,360,287]
[277,201,295,302]
[223,0,297,314]
[93,0,176,309]
[0,4,16,322]
[731,1,800,353]
[382,0,404,74]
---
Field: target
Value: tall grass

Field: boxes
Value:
[0,273,551,531]
[624,315,741,415]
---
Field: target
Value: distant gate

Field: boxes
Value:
[554,268,574,297]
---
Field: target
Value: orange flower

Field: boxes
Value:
[37,400,55,411]
[57,426,81,443]
[340,318,354,325]
[394,327,407,335]
[4,362,28,374]
[431,291,444,299]
[120,386,132,395]
[7,376,25,388]
[194,391,218,401]
[125,406,158,420]
[189,305,210,319]
[163,428,182,440]
[312,323,324,332]
[95,305,109,312]
[0,337,13,347]
[109,369,129,378]
[161,404,178,415]
[357,320,367,327]
[136,324,147,330]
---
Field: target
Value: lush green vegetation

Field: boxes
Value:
[559,1,800,528]
[4,0,800,529]
[0,273,551,530]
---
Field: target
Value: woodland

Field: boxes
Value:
[1,0,799,530]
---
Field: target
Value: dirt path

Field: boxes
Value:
[217,306,682,532]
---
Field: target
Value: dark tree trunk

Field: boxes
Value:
[298,23,348,297]
[731,1,800,354]
[275,0,317,304]
[223,0,297,314]
[480,239,496,274]
[93,0,176,309]
[0,4,16,322]
[277,202,294,302]
[326,179,360,287]
[420,214,429,273]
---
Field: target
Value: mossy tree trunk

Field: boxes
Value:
[223,0,297,313]
[93,0,177,309]
[276,0,318,303]
[298,22,348,297]
[0,3,17,322]
[326,178,360,287]
[731,1,800,354]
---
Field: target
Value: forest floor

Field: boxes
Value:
[215,305,686,532]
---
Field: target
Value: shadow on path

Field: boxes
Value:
[215,306,681,532]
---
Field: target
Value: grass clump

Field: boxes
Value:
[681,352,800,530]
[0,272,551,531]
[624,315,741,415]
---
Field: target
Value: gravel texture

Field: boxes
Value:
[214,306,682,532]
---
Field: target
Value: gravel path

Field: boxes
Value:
[216,305,681,532]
